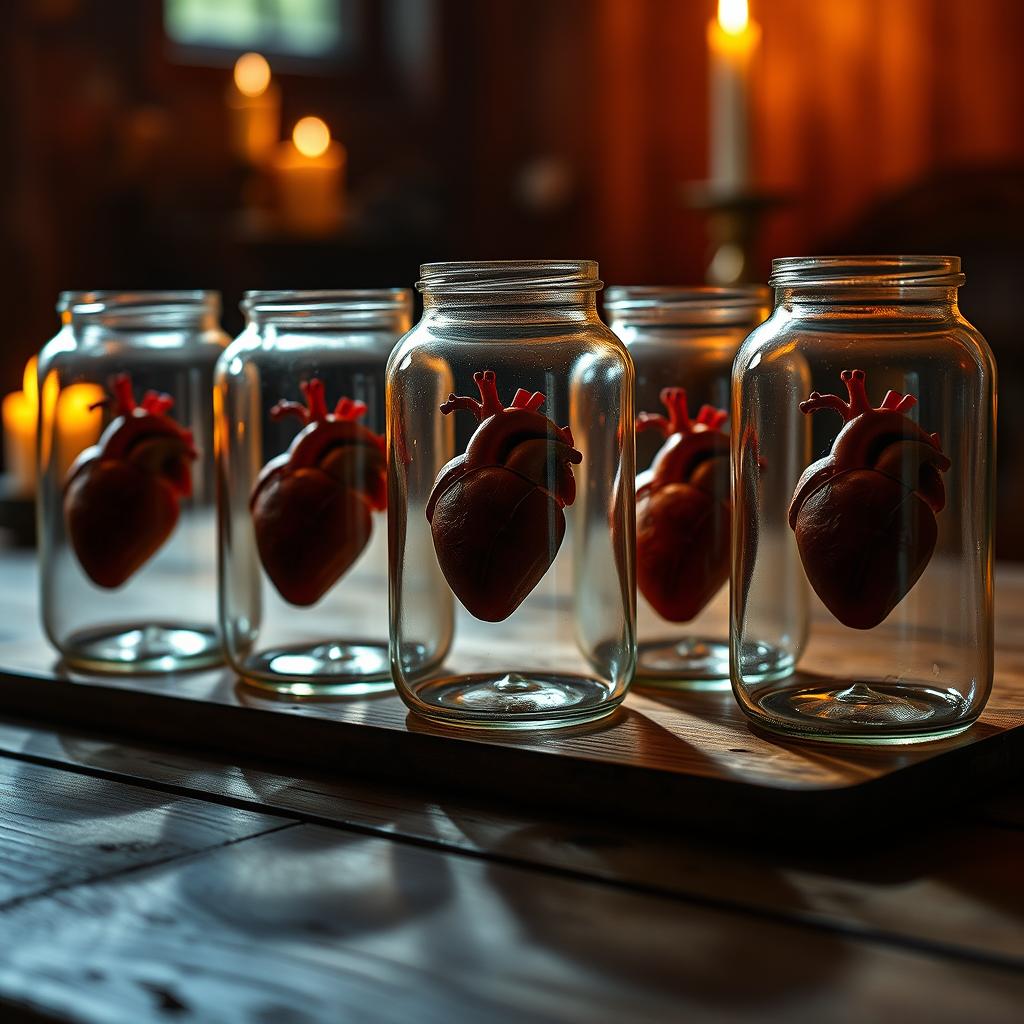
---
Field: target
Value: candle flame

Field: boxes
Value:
[14,357,59,415]
[234,52,271,98]
[293,116,331,159]
[718,0,749,35]
[22,356,39,404]
[3,359,38,434]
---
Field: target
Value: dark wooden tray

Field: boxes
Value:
[0,553,1021,834]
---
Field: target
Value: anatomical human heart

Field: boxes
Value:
[426,370,582,622]
[789,369,950,630]
[635,387,731,623]
[251,379,387,607]
[64,374,196,589]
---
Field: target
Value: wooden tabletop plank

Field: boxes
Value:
[0,553,1020,834]
[0,821,1022,1024]
[0,754,290,910]
[0,720,1021,970]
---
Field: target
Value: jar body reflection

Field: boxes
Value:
[217,290,411,695]
[606,286,768,688]
[38,291,228,672]
[387,261,636,729]
[731,257,995,743]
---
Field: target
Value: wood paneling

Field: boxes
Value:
[757,0,1024,269]
[438,0,1024,289]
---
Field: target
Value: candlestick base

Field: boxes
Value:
[0,474,36,547]
[684,183,789,285]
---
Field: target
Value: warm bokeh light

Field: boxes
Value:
[717,0,749,35]
[233,52,271,98]
[3,358,102,493]
[58,381,106,427]
[292,116,331,159]
[12,356,58,418]
[22,356,38,405]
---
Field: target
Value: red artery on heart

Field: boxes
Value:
[635,388,731,622]
[64,374,196,588]
[250,379,387,607]
[789,369,950,630]
[426,369,582,622]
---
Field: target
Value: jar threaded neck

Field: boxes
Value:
[770,256,963,289]
[69,291,222,328]
[605,285,770,327]
[417,260,602,295]
[241,289,412,328]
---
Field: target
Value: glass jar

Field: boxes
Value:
[605,285,769,688]
[38,291,229,672]
[387,261,636,729]
[217,289,412,695]
[731,256,996,743]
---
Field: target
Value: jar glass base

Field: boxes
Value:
[238,641,394,697]
[637,638,791,690]
[750,680,975,745]
[406,672,620,730]
[62,623,222,674]
[636,635,730,689]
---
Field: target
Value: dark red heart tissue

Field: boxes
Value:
[789,369,951,630]
[64,374,197,588]
[251,380,387,607]
[426,370,582,622]
[635,388,731,622]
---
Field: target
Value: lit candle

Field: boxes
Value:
[54,381,106,480]
[3,357,104,496]
[707,0,760,191]
[3,359,41,495]
[273,116,347,235]
[226,52,281,166]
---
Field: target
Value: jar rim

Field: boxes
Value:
[604,285,770,325]
[57,290,99,313]
[417,260,602,293]
[770,256,964,288]
[69,290,221,320]
[241,289,412,316]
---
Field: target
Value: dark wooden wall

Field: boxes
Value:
[3,0,1024,546]
[6,0,1024,341]
[442,0,1024,280]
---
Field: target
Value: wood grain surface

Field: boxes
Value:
[0,755,287,908]
[1,816,1022,1024]
[0,554,1020,833]
[0,556,1021,1022]
[0,720,1022,971]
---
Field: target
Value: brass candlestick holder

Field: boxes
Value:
[684,183,788,285]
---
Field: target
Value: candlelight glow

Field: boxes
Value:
[3,384,33,437]
[234,52,271,98]
[59,381,106,430]
[3,358,102,494]
[718,0,749,35]
[8,357,57,420]
[22,357,39,404]
[293,116,331,159]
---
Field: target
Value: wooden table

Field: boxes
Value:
[0,554,1022,1022]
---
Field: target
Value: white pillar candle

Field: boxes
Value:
[3,358,103,496]
[226,52,281,166]
[707,0,760,191]
[273,117,347,235]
